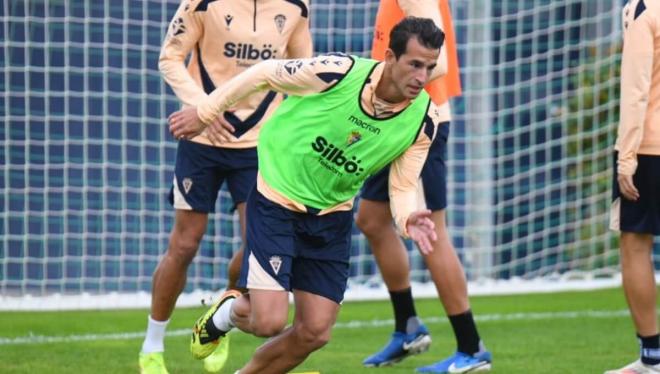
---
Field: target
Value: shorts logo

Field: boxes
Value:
[269,256,282,275]
[182,178,193,194]
[274,14,286,34]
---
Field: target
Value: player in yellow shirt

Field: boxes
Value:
[606,1,660,373]
[139,1,312,373]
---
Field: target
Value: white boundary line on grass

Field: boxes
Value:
[1,277,631,311]
[0,309,631,346]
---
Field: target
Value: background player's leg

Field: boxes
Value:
[356,199,411,293]
[424,210,469,315]
[620,232,659,369]
[417,209,492,373]
[606,155,660,373]
[225,149,257,292]
[356,199,422,333]
[424,209,481,356]
[357,199,430,367]
[205,202,247,372]
[620,232,656,336]
[151,210,209,320]
[142,209,208,359]
[142,140,224,373]
[227,202,247,291]
[605,232,659,373]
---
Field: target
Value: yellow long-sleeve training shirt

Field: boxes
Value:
[159,0,312,149]
[617,0,660,175]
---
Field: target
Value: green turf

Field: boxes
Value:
[0,287,651,373]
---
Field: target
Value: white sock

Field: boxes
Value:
[141,315,169,353]
[212,298,236,332]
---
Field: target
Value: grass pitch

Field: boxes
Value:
[0,287,649,373]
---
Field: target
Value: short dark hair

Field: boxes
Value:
[388,17,445,59]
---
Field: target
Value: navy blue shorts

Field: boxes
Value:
[611,153,660,235]
[361,121,449,211]
[237,187,352,304]
[168,140,258,213]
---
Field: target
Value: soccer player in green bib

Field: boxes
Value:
[169,17,446,374]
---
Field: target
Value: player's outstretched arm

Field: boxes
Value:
[166,59,280,142]
[168,54,353,142]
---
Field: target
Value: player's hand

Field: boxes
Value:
[206,113,237,145]
[617,173,639,201]
[406,210,437,255]
[168,107,206,140]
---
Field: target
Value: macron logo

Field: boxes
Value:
[348,115,380,135]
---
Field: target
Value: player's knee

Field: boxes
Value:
[167,234,201,264]
[250,315,287,338]
[355,212,383,238]
[294,323,331,350]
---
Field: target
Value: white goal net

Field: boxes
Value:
[1,0,641,310]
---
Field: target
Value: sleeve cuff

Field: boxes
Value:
[196,99,215,126]
[617,157,638,176]
[394,214,411,239]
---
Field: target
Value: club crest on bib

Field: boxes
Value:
[269,256,282,274]
[347,131,362,147]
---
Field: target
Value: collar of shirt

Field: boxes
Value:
[362,62,411,119]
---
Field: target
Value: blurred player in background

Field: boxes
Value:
[357,1,492,372]
[139,0,312,373]
[169,17,445,374]
[606,1,660,373]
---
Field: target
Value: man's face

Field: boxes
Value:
[387,37,440,100]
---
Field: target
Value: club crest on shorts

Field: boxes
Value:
[182,178,193,194]
[274,14,286,34]
[269,255,282,274]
